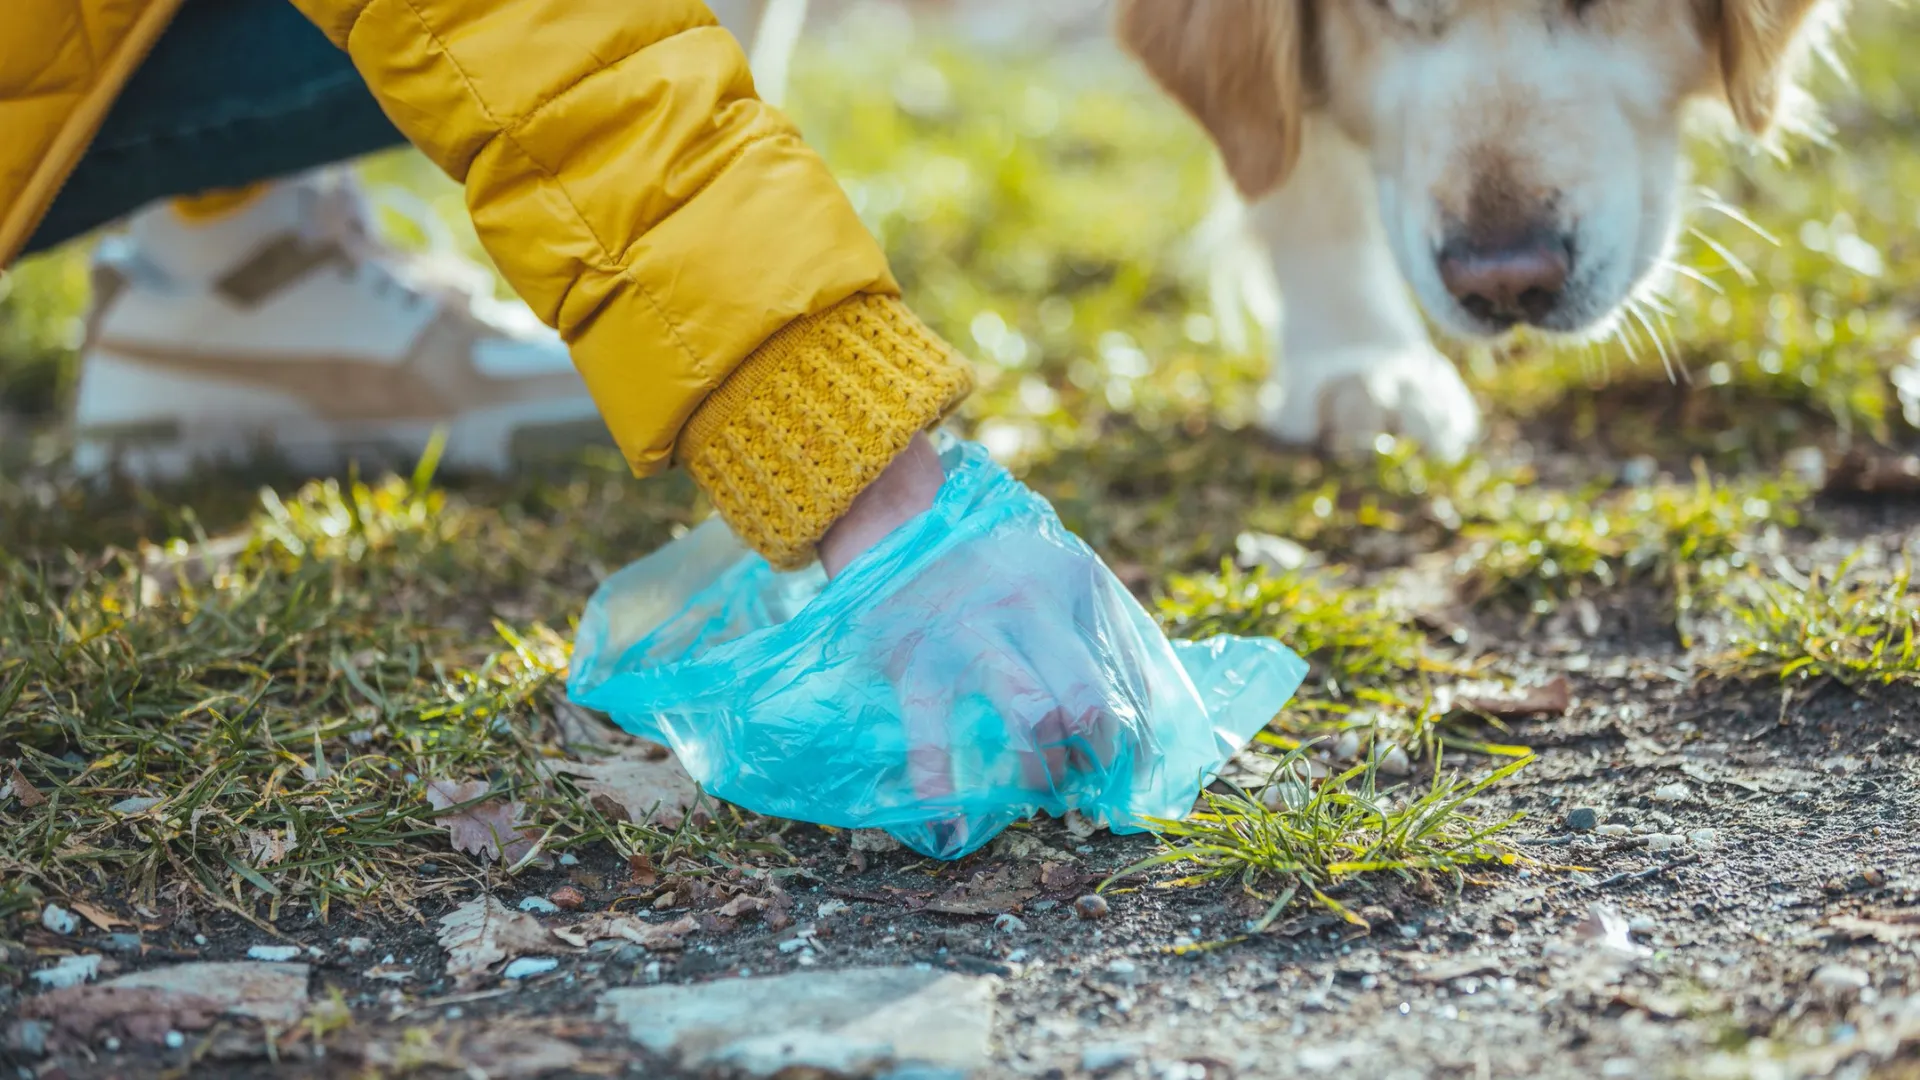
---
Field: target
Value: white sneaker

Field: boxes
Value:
[71,172,609,480]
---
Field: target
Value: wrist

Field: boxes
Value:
[819,433,945,577]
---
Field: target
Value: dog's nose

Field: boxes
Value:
[1438,236,1572,329]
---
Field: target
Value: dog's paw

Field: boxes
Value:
[1259,345,1483,463]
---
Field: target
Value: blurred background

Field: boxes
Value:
[2,0,1918,484]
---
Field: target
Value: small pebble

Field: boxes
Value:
[502,957,559,980]
[1595,824,1632,838]
[102,1036,121,1053]
[1688,828,1721,852]
[1082,1044,1140,1074]
[30,954,102,989]
[993,913,1028,934]
[39,905,77,936]
[193,934,209,946]
[1645,833,1686,852]
[1564,808,1600,832]
[1106,959,1137,975]
[247,945,301,962]
[1030,899,1059,913]
[163,1031,184,1050]
[816,899,849,919]
[101,933,144,954]
[518,896,561,914]
[1812,964,1871,1000]
[343,937,374,956]
[1005,948,1029,963]
[445,1007,464,1020]
[777,937,811,954]
[558,853,580,867]
[1650,783,1691,804]
[1375,744,1413,777]
[417,862,438,875]
[1074,895,1110,921]
[548,886,586,911]
[1628,917,1657,937]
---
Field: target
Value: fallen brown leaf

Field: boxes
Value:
[425,780,541,864]
[1824,448,1920,496]
[548,749,704,828]
[6,762,46,808]
[69,901,130,932]
[1451,676,1573,719]
[717,895,768,920]
[1039,862,1088,892]
[925,865,1042,916]
[244,825,296,868]
[1827,913,1920,944]
[437,896,560,988]
[549,913,697,951]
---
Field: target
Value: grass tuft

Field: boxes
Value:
[1714,560,1920,688]
[1108,745,1530,931]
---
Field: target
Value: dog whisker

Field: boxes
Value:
[1692,194,1782,248]
[1661,260,1727,296]
[1686,227,1760,287]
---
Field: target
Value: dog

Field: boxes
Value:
[1117,0,1846,461]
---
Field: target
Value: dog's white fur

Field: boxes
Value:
[1120,0,1845,461]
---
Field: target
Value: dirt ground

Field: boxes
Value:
[6,493,1915,1080]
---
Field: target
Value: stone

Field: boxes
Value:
[1812,964,1871,1001]
[1082,1042,1141,1073]
[600,966,995,1078]
[30,955,102,989]
[1074,895,1110,921]
[517,896,560,914]
[40,905,77,936]
[1565,808,1599,832]
[1645,833,1686,852]
[502,957,559,980]
[246,945,300,962]
[1649,783,1691,804]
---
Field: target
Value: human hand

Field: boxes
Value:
[820,433,1136,855]
[819,433,946,579]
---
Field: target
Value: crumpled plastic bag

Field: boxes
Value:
[568,435,1307,859]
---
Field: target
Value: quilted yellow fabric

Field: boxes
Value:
[0,0,184,268]
[1,0,973,567]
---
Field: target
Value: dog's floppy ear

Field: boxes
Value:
[1116,0,1306,200]
[1707,0,1833,137]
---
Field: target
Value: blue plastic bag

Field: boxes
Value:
[568,436,1307,860]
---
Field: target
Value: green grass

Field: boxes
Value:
[1107,745,1530,932]
[0,446,781,917]
[6,5,1920,927]
[1714,560,1920,688]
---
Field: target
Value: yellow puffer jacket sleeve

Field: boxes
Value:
[285,0,972,568]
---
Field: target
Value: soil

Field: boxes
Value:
[4,499,1918,1080]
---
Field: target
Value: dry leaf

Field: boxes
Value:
[1828,913,1920,944]
[245,825,296,868]
[70,901,130,932]
[1450,676,1573,719]
[6,763,46,808]
[437,896,560,988]
[548,749,703,828]
[549,913,697,951]
[926,865,1042,916]
[717,895,768,920]
[1039,862,1087,892]
[425,780,540,864]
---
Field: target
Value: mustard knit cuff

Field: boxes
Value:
[677,294,975,570]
